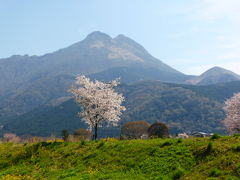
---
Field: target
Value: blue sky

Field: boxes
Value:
[1,0,240,75]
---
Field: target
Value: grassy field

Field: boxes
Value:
[0,136,240,180]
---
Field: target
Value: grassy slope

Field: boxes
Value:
[0,137,240,180]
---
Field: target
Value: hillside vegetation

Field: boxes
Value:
[0,136,240,179]
[3,81,229,137]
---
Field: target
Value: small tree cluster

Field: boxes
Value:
[224,93,240,134]
[120,121,169,139]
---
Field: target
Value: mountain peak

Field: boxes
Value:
[204,66,228,73]
[114,34,130,40]
[114,34,140,45]
[187,66,240,85]
[113,34,149,56]
[85,31,112,42]
[201,66,239,77]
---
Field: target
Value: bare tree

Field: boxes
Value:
[120,121,150,139]
[74,128,91,140]
[70,75,125,140]
[224,93,240,134]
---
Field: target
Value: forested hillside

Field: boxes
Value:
[3,80,240,137]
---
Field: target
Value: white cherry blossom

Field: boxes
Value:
[224,93,240,134]
[70,75,125,140]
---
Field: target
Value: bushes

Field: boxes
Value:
[210,133,221,140]
[205,142,213,155]
[236,164,240,177]
[172,167,185,180]
[148,122,169,138]
[97,141,105,149]
[74,128,91,140]
[232,144,240,152]
[209,168,223,177]
[160,141,172,147]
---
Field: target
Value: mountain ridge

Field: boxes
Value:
[187,66,240,85]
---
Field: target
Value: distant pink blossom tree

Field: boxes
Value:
[70,75,126,140]
[224,93,240,134]
[3,133,20,142]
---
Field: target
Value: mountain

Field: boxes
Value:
[4,80,240,137]
[0,31,193,121]
[0,31,189,95]
[187,67,240,85]
[1,31,240,137]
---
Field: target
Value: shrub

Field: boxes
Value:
[233,134,240,137]
[205,142,213,154]
[177,138,183,143]
[172,167,185,180]
[97,141,105,149]
[236,164,240,176]
[209,168,223,177]
[160,141,172,147]
[232,144,240,152]
[120,121,150,139]
[210,133,221,140]
[81,140,86,146]
[148,122,169,138]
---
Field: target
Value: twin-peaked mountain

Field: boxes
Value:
[0,31,189,94]
[0,31,240,136]
[0,31,191,120]
[1,31,239,95]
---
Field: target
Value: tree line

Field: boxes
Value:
[70,75,240,140]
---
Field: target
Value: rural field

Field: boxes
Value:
[0,136,240,180]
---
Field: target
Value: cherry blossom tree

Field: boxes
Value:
[70,75,126,140]
[224,93,240,134]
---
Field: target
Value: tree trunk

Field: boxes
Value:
[92,124,98,140]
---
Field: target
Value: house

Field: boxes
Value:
[190,132,213,137]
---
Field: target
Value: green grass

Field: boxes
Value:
[0,136,240,179]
